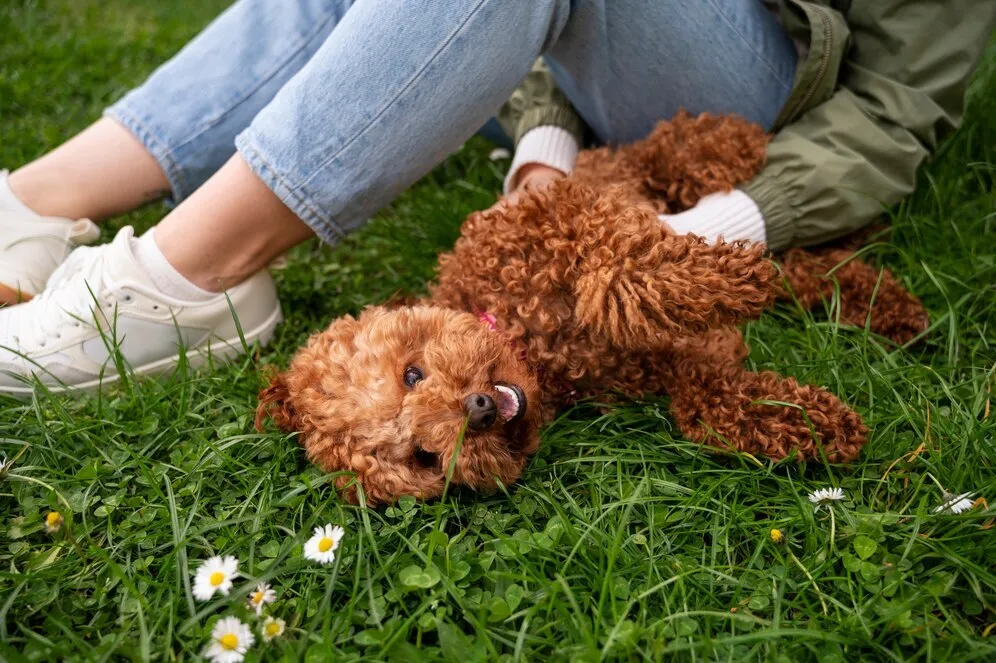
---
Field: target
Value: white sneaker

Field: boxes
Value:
[0,226,283,395]
[0,171,101,304]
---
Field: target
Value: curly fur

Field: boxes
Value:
[570,110,771,212]
[257,306,542,504]
[258,112,927,505]
[779,245,929,345]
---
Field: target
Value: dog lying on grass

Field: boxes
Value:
[256,112,928,505]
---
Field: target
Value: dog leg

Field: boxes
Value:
[661,336,867,463]
[780,247,929,345]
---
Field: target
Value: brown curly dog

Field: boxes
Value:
[257,112,927,505]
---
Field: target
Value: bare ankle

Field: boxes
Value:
[7,118,171,220]
[7,168,61,217]
[148,153,315,293]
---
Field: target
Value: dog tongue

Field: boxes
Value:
[495,385,520,421]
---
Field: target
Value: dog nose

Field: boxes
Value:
[463,393,497,430]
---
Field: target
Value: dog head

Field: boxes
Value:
[256,305,542,505]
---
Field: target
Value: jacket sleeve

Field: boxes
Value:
[497,59,586,146]
[743,1,996,251]
[497,59,589,192]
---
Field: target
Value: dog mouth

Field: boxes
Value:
[413,445,441,470]
[495,382,527,424]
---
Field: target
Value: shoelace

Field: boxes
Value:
[23,244,110,347]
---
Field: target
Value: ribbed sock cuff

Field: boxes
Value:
[662,190,767,245]
[503,126,579,195]
[132,229,215,302]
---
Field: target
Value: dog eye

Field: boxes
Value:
[403,366,424,388]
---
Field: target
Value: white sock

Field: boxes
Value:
[132,229,216,302]
[503,126,579,195]
[660,190,767,245]
[0,171,43,217]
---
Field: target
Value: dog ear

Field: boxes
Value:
[255,372,298,432]
[331,455,442,507]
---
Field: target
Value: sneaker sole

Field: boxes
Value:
[0,305,283,396]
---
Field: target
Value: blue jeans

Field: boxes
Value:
[105,0,796,245]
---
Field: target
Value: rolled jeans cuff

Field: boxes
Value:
[103,105,190,204]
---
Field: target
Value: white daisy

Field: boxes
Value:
[303,524,345,565]
[808,487,846,510]
[204,616,254,663]
[44,511,64,533]
[933,491,975,515]
[247,582,276,615]
[193,555,239,601]
[260,616,286,642]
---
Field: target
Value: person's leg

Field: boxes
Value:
[0,0,577,393]
[0,0,349,305]
[153,154,313,292]
[8,119,171,221]
[7,0,350,222]
[148,0,576,291]
[545,0,798,143]
[227,0,572,245]
[538,1,797,246]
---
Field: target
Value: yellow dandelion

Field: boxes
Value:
[769,528,784,544]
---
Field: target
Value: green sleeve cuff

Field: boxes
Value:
[515,106,586,146]
[741,176,795,252]
[498,59,588,147]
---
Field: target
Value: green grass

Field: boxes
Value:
[2,1,995,660]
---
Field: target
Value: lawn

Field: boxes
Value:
[1,1,995,661]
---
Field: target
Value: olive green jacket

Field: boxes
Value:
[499,1,995,251]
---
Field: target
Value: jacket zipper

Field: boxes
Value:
[787,5,833,120]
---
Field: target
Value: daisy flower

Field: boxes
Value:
[808,487,845,510]
[193,555,239,601]
[247,582,276,615]
[769,528,784,544]
[44,511,64,533]
[933,491,975,515]
[304,524,345,565]
[261,616,286,642]
[204,616,254,663]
